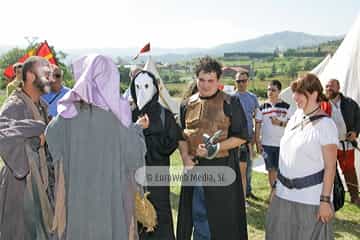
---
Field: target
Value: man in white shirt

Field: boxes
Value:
[255,80,290,195]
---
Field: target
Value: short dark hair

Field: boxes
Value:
[329,78,340,87]
[269,80,282,90]
[195,56,222,79]
[22,56,49,82]
[237,71,249,78]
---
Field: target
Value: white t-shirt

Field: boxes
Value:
[255,101,291,147]
[330,99,347,141]
[276,109,338,205]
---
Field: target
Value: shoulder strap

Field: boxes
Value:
[309,114,328,122]
[291,114,328,131]
[48,91,63,105]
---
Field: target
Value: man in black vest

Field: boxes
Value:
[177,57,249,239]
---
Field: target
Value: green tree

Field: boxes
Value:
[257,71,266,81]
[304,59,314,71]
[285,49,296,56]
[118,66,131,85]
[271,63,277,75]
[286,62,299,79]
[0,48,26,70]
[171,74,180,83]
[0,48,27,88]
[162,74,170,82]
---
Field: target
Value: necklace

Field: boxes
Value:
[297,105,320,130]
[303,106,320,118]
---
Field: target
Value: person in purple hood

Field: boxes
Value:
[46,54,148,240]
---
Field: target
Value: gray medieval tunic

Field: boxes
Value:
[45,103,146,240]
[0,90,52,240]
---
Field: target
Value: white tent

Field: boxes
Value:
[143,56,180,115]
[319,13,360,186]
[319,15,360,98]
[279,54,332,114]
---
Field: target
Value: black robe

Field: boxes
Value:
[177,91,249,240]
[131,78,181,240]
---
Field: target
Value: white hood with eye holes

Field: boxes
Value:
[134,72,157,110]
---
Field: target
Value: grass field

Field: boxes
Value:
[169,150,360,239]
[0,126,358,239]
[0,94,5,106]
[0,91,359,239]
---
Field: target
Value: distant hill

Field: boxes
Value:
[0,31,342,63]
[294,39,343,54]
[209,31,342,54]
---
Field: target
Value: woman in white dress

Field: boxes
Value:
[266,73,338,240]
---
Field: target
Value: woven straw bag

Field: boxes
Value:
[135,191,157,232]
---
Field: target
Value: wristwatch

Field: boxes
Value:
[320,195,331,203]
[272,180,277,189]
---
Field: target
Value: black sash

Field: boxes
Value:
[278,170,324,189]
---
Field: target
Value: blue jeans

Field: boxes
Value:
[192,186,211,240]
[262,145,280,171]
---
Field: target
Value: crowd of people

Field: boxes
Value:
[0,54,359,240]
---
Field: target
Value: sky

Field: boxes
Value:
[1,0,359,49]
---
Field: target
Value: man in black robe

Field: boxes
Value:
[177,57,249,240]
[130,70,181,240]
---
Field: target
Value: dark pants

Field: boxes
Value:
[238,144,252,195]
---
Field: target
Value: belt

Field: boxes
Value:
[278,169,324,189]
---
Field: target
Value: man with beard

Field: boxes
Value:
[177,57,249,240]
[130,70,180,240]
[325,79,360,206]
[0,56,54,239]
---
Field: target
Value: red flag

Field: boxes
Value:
[133,42,150,60]
[36,41,57,64]
[3,65,15,79]
[2,41,57,79]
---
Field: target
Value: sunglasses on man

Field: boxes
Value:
[267,87,278,92]
[236,79,248,84]
[53,73,62,78]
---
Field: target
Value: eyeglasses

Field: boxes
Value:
[236,79,248,84]
[267,88,278,92]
